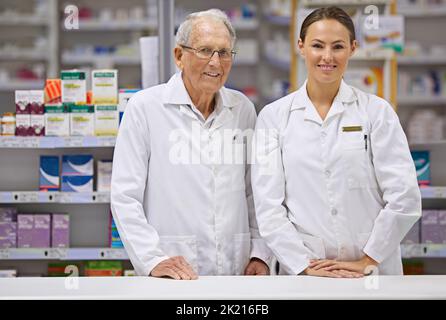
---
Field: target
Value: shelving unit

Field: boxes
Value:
[0,248,127,260]
[0,192,110,204]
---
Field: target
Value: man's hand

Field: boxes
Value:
[150,256,198,280]
[244,257,270,275]
[309,255,378,276]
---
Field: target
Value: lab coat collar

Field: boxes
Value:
[290,79,357,124]
[163,72,237,109]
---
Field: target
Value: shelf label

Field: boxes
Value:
[0,192,13,203]
[82,136,98,147]
[18,192,39,203]
[0,249,10,259]
[64,137,83,147]
[39,137,55,148]
[103,249,127,259]
[38,192,56,202]
[96,193,110,203]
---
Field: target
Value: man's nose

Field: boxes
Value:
[208,51,221,65]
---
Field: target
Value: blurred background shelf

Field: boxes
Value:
[0,192,110,204]
[0,248,128,260]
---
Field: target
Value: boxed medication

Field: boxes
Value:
[15,114,30,136]
[44,79,61,104]
[68,104,95,136]
[62,155,93,176]
[92,69,118,104]
[33,214,51,248]
[0,221,17,248]
[51,213,70,248]
[1,113,15,136]
[421,210,441,244]
[30,90,45,136]
[15,90,30,114]
[0,207,18,222]
[438,210,446,244]
[40,156,60,191]
[95,105,119,136]
[61,70,87,104]
[84,261,123,277]
[45,104,69,136]
[109,214,123,248]
[118,89,139,123]
[411,151,430,186]
[17,214,34,248]
[97,160,112,192]
[61,176,93,192]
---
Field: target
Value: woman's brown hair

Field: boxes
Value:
[300,6,356,44]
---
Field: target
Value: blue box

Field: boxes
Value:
[411,151,430,186]
[61,175,93,192]
[39,156,59,191]
[62,155,93,176]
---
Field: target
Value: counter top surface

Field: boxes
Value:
[1,275,445,300]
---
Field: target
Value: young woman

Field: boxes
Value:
[252,7,421,277]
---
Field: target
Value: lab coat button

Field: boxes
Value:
[321,132,327,138]
[325,170,331,177]
[331,209,338,216]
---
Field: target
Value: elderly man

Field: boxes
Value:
[111,9,271,279]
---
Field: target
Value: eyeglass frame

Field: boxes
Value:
[180,44,237,61]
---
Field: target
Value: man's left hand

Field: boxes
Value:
[244,258,270,275]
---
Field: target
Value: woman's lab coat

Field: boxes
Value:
[252,80,421,275]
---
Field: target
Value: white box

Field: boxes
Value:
[95,105,119,136]
[45,105,70,136]
[61,70,87,104]
[30,114,45,136]
[69,104,95,136]
[92,69,118,104]
[97,160,113,192]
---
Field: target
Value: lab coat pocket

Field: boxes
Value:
[233,233,251,275]
[159,235,199,273]
[300,233,326,259]
[343,140,369,189]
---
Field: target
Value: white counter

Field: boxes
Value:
[0,276,445,300]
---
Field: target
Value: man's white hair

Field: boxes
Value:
[175,9,236,48]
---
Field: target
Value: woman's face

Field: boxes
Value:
[298,19,357,85]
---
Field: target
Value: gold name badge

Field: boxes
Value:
[342,126,362,132]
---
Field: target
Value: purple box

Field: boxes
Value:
[438,211,446,244]
[421,210,441,244]
[33,214,51,248]
[0,222,17,237]
[402,220,420,244]
[0,238,16,248]
[51,214,70,248]
[17,214,34,248]
[0,207,17,222]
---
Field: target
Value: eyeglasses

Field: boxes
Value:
[180,45,236,61]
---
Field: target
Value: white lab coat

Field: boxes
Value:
[111,72,271,276]
[252,80,421,275]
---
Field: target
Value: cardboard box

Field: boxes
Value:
[45,104,69,136]
[51,214,70,248]
[39,156,60,191]
[32,214,51,248]
[61,70,86,104]
[92,69,118,104]
[94,105,118,136]
[17,214,34,248]
[69,104,95,136]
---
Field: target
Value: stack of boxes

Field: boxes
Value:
[402,210,446,244]
[0,208,17,248]
[15,90,45,136]
[109,213,123,248]
[0,211,70,249]
[61,155,94,192]
[39,156,60,191]
[93,70,119,136]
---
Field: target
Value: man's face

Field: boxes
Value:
[175,18,233,97]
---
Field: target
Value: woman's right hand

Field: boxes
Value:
[303,267,363,278]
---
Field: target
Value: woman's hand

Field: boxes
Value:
[309,255,378,275]
[303,267,363,278]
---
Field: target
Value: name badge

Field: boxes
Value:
[342,126,362,132]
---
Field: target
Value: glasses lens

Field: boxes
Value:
[197,47,213,59]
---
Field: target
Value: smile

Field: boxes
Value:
[203,72,220,78]
[318,64,336,71]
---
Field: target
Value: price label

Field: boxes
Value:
[104,249,127,259]
[0,249,10,259]
[96,192,110,203]
[64,137,83,147]
[0,192,13,203]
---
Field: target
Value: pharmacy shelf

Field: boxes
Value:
[419,186,446,199]
[62,53,140,66]
[301,0,390,6]
[0,192,110,204]
[231,19,259,30]
[264,15,290,26]
[0,248,128,260]
[0,136,116,148]
[264,54,290,72]
[401,244,446,258]
[410,140,446,148]
[0,51,48,61]
[0,80,44,91]
[398,96,446,106]
[398,56,446,66]
[351,48,394,61]
[398,6,446,18]
[0,15,48,26]
[65,19,157,31]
